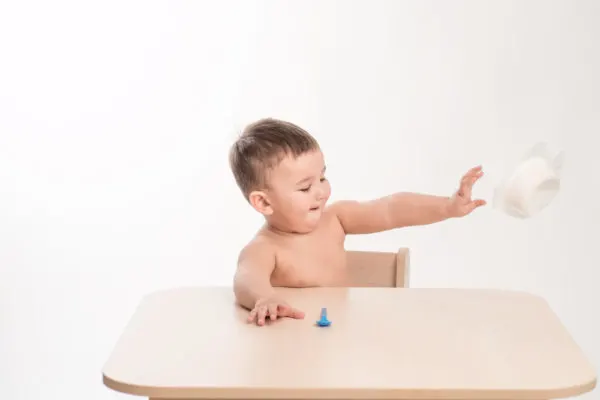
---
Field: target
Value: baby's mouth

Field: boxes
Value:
[309,205,320,211]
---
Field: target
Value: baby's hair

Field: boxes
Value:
[229,118,320,199]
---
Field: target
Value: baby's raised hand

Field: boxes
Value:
[248,297,305,326]
[448,165,487,217]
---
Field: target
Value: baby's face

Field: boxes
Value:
[266,150,331,233]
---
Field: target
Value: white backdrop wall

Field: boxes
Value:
[0,1,598,399]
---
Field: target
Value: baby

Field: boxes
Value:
[229,118,485,326]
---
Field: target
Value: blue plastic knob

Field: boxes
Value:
[316,307,331,327]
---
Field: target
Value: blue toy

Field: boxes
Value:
[316,307,331,327]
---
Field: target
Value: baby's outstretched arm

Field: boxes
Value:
[233,240,304,326]
[330,165,486,234]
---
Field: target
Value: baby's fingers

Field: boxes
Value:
[247,308,258,323]
[458,168,483,198]
[268,303,278,321]
[464,165,483,178]
[279,304,305,319]
[256,306,268,326]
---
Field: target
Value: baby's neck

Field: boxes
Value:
[262,222,313,237]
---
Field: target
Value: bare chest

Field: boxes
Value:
[271,226,348,288]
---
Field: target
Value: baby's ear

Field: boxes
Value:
[248,190,273,215]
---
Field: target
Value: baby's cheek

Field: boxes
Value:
[324,182,332,199]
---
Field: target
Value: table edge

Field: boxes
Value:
[102,286,597,399]
[128,285,567,314]
[102,372,597,399]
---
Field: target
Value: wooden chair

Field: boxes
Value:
[346,247,410,288]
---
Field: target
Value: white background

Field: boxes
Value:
[1,1,598,399]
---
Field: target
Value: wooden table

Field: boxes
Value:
[102,287,596,399]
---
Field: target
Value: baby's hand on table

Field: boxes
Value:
[447,165,487,217]
[248,297,305,326]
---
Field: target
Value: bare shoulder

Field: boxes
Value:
[325,200,358,232]
[238,234,276,259]
[236,233,276,272]
[321,203,348,237]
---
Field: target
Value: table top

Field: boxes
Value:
[102,286,596,399]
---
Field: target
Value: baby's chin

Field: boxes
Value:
[289,211,322,233]
[306,209,324,223]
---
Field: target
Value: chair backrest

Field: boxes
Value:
[346,248,410,288]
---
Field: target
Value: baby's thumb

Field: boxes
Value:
[473,199,487,208]
[280,305,305,319]
[466,199,486,214]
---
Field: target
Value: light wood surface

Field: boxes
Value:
[346,248,409,287]
[102,286,596,399]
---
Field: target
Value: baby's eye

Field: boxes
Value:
[320,177,327,182]
[300,186,311,192]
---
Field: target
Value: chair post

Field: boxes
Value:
[395,247,410,288]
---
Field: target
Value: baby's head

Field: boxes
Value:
[229,118,331,234]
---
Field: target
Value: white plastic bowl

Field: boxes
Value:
[493,143,564,219]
